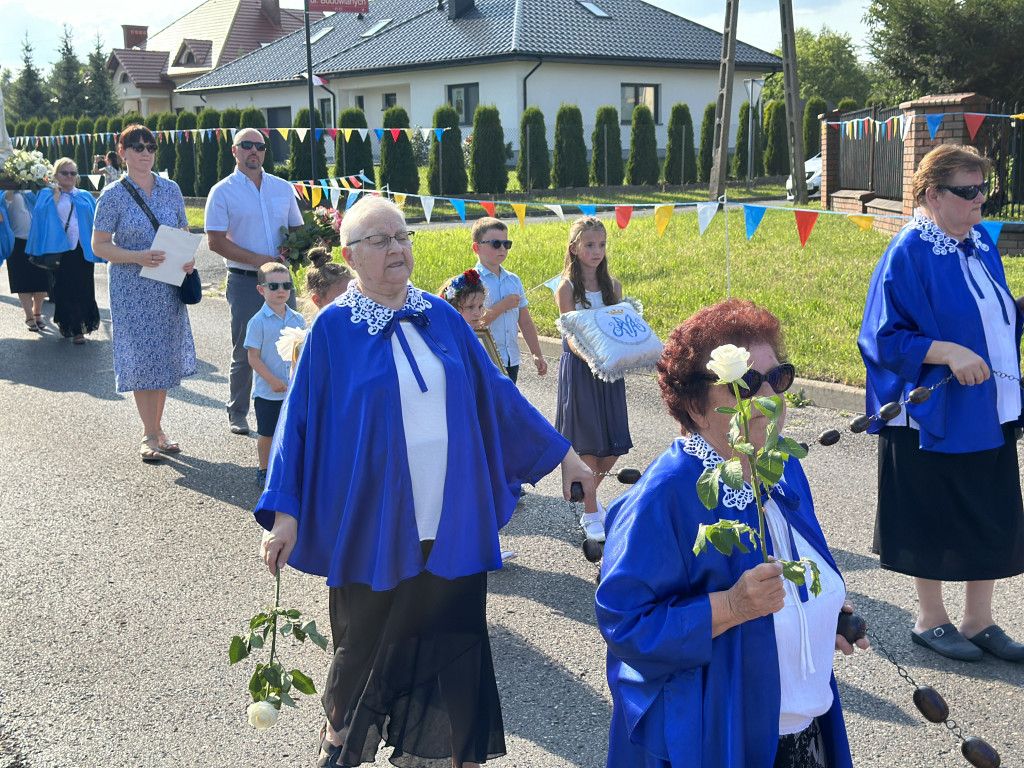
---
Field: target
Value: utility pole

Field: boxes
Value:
[779,0,807,204]
[708,0,739,201]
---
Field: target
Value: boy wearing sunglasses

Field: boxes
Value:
[472,217,547,384]
[244,263,307,487]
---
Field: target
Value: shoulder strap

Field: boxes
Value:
[119,177,161,233]
[62,196,74,233]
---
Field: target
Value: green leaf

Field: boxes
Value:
[248,631,264,650]
[732,441,755,457]
[696,466,721,509]
[728,415,741,445]
[720,458,744,490]
[752,396,779,419]
[263,663,283,689]
[291,669,317,695]
[280,623,293,636]
[307,625,329,652]
[292,626,307,642]
[714,406,738,415]
[249,667,264,700]
[693,524,709,555]
[266,693,282,710]
[781,558,822,597]
[249,613,269,631]
[702,520,757,556]
[229,636,249,665]
[755,449,786,486]
[285,609,301,619]
[765,420,779,451]
[777,436,808,459]
[281,671,293,694]
[280,691,297,708]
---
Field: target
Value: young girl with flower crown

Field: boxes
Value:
[554,217,632,543]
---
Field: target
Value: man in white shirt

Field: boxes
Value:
[206,128,303,435]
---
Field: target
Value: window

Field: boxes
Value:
[578,1,610,17]
[621,83,660,124]
[310,26,333,44]
[356,95,365,111]
[361,19,391,37]
[319,97,334,128]
[383,93,397,111]
[120,73,130,84]
[447,83,479,126]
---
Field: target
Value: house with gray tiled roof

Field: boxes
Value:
[178,0,781,165]
[108,0,322,116]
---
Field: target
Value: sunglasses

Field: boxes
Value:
[480,239,513,250]
[58,170,78,177]
[237,140,267,151]
[936,181,989,200]
[737,364,796,398]
[262,281,294,291]
[127,142,158,154]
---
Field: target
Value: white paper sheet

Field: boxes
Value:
[139,225,204,286]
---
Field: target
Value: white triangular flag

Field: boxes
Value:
[421,196,435,222]
[696,202,718,235]
[357,128,368,141]
[542,274,562,293]
[87,174,103,189]
[420,127,432,141]
[330,187,341,209]
[294,128,309,142]
[544,204,565,223]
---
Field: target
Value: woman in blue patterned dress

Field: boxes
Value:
[92,125,197,463]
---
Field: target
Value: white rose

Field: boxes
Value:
[706,344,750,384]
[247,700,279,730]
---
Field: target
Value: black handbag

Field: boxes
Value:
[120,178,201,305]
[27,197,73,271]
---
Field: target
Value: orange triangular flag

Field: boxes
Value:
[511,203,526,228]
[480,201,496,217]
[847,214,875,232]
[293,183,308,200]
[794,210,819,247]
[615,206,633,230]
[964,113,986,141]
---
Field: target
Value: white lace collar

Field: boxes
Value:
[337,282,432,335]
[682,433,781,509]
[909,208,989,256]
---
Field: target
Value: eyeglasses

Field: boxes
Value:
[479,239,513,250]
[347,231,415,249]
[262,281,294,291]
[936,181,990,200]
[237,140,267,151]
[58,170,78,177]
[127,142,158,154]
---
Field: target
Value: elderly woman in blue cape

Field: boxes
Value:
[596,299,866,768]
[257,195,597,768]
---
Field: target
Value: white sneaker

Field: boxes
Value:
[580,513,605,543]
[501,550,518,562]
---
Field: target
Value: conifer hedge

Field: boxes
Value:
[240,108,274,173]
[196,108,221,196]
[74,116,93,176]
[469,105,507,194]
[552,104,588,189]
[218,108,241,179]
[762,100,789,176]
[516,106,550,192]
[663,103,696,185]
[625,105,659,186]
[378,106,419,194]
[174,110,197,196]
[590,106,623,186]
[428,105,468,196]
[156,113,177,176]
[335,108,374,181]
[288,108,328,182]
[697,103,715,183]
[803,96,826,159]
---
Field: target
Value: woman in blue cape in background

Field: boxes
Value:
[256,196,597,768]
[597,299,867,768]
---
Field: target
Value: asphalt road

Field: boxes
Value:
[2,246,1024,768]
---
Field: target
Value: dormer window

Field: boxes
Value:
[360,19,391,37]
[579,1,610,17]
[310,26,333,44]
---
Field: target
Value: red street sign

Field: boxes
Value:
[308,0,369,11]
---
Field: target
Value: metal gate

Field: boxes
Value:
[837,105,903,200]
[980,100,1024,219]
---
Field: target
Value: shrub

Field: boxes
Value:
[74,116,94,177]
[378,106,419,194]
[837,97,859,113]
[288,108,328,181]
[156,113,177,176]
[219,107,241,179]
[334,107,373,180]
[697,103,715,183]
[107,116,123,145]
[664,102,696,185]
[196,108,221,196]
[427,105,468,196]
[469,105,507,194]
[552,104,587,189]
[94,116,109,153]
[590,106,623,186]
[733,101,758,179]
[174,110,198,195]
[803,96,826,158]
[516,106,550,192]
[240,107,274,173]
[145,112,161,131]
[762,100,789,176]
[626,104,659,186]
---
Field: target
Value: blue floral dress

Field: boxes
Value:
[93,175,197,393]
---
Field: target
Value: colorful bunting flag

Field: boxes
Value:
[389,129,401,143]
[310,186,322,207]
[847,215,875,232]
[579,205,597,217]
[434,128,445,142]
[345,190,360,210]
[655,205,673,237]
[743,205,766,240]
[295,128,309,142]
[980,221,1003,246]
[925,114,944,141]
[964,113,986,141]
[542,274,562,293]
[615,206,632,230]
[696,202,718,235]
[511,203,526,228]
[450,198,466,222]
[794,210,819,247]
[480,201,496,217]
[394,194,406,209]
[421,196,435,222]
[544,204,566,222]
[373,129,384,141]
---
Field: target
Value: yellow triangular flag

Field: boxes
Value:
[847,215,875,232]
[511,203,526,228]
[394,193,406,208]
[654,205,673,237]
[310,186,322,207]
[342,128,353,140]
[404,129,414,140]
[276,127,290,141]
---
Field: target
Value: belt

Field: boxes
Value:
[227,267,259,277]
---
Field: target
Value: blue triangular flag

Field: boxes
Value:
[980,221,1003,246]
[345,190,360,210]
[358,173,374,186]
[543,274,562,293]
[744,205,767,240]
[579,205,597,217]
[450,198,466,222]
[314,129,323,142]
[434,128,444,142]
[373,129,384,142]
[926,114,944,141]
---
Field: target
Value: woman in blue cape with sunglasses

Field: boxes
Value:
[597,299,867,768]
[859,144,1024,663]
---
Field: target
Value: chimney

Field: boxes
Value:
[122,25,148,49]
[448,0,474,20]
[261,0,282,27]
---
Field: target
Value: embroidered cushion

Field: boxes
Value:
[556,299,663,382]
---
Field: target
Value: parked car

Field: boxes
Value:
[786,153,822,200]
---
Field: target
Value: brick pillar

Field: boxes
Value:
[898,92,989,216]
[819,109,840,210]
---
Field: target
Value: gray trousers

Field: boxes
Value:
[225,270,296,418]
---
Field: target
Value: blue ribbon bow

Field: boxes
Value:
[962,240,1010,326]
[382,310,431,392]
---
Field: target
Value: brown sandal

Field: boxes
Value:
[140,435,163,463]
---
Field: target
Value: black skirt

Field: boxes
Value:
[51,244,99,338]
[873,424,1024,581]
[5,237,51,294]
[323,553,505,768]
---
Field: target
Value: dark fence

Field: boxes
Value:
[980,100,1024,219]
[838,105,904,199]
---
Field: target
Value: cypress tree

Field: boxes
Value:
[196,108,221,196]
[590,106,623,187]
[240,107,274,173]
[145,112,161,131]
[697,103,716,183]
[74,116,94,177]
[219,107,241,178]
[14,121,26,138]
[334,108,373,181]
[803,96,826,158]
[288,108,327,181]
[762,100,789,176]
[428,105,467,196]
[515,106,550,193]
[552,104,587,189]
[156,113,177,176]
[49,28,86,120]
[733,102,751,180]
[93,115,109,153]
[24,119,39,143]
[469,105,507,194]
[9,36,50,123]
[625,105,659,186]
[58,117,78,163]
[378,106,419,194]
[174,110,197,195]
[34,119,50,162]
[108,116,123,147]
[664,102,696,185]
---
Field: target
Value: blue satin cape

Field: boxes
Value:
[858,221,1022,453]
[596,441,852,768]
[0,196,13,265]
[255,293,569,591]
[25,188,103,263]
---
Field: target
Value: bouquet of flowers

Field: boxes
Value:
[277,206,343,270]
[1,149,50,191]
